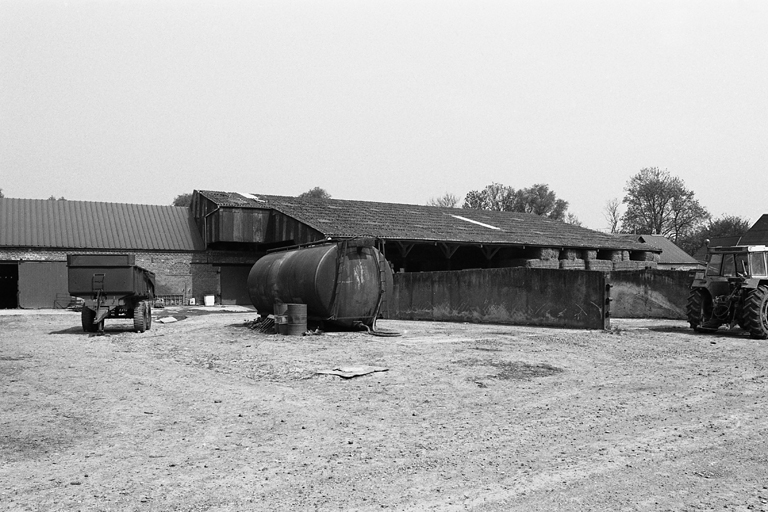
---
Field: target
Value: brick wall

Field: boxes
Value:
[0,249,221,305]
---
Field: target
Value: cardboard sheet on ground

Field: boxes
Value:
[317,366,389,379]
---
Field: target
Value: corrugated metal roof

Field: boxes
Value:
[0,198,205,251]
[196,190,658,252]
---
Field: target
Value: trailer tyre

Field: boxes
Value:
[133,301,148,333]
[742,285,768,339]
[81,307,98,333]
[145,303,152,330]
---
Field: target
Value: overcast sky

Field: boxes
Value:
[1,0,766,230]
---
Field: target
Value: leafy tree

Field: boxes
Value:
[603,198,622,233]
[461,182,514,211]
[620,167,709,242]
[514,184,568,220]
[298,187,331,200]
[48,196,66,200]
[677,215,752,256]
[172,193,193,207]
[427,193,460,208]
[462,182,569,221]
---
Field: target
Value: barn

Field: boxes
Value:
[1,192,663,309]
[0,198,215,308]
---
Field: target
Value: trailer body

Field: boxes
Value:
[67,254,156,333]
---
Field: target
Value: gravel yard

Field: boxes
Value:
[1,308,767,511]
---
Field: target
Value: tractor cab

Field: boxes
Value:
[704,246,767,280]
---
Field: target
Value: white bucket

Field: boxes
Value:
[188,298,196,306]
[204,295,215,306]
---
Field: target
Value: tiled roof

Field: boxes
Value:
[196,190,657,251]
[0,198,206,251]
[636,235,699,264]
[740,214,768,246]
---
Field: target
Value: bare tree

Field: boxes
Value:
[565,212,583,226]
[427,193,460,208]
[603,198,621,233]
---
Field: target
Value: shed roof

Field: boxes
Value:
[636,235,700,265]
[0,198,205,251]
[196,190,657,252]
[739,214,768,246]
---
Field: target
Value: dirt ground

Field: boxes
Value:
[1,307,767,512]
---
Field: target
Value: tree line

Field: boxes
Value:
[427,167,752,256]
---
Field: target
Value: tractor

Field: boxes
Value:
[686,243,768,339]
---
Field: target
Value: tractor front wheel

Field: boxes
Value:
[742,285,768,339]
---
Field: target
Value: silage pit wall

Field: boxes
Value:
[392,267,607,330]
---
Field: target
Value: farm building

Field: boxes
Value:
[630,235,702,271]
[1,192,663,309]
[0,198,216,309]
[190,190,661,273]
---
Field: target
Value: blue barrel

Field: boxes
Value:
[248,241,392,328]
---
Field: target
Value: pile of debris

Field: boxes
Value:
[245,316,276,334]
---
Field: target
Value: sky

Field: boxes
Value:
[1,0,767,231]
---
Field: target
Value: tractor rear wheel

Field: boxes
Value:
[81,307,98,333]
[686,289,712,331]
[133,301,147,333]
[742,285,768,339]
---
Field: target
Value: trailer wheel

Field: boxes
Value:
[742,285,768,339]
[686,289,713,331]
[133,301,147,333]
[81,307,98,333]
[145,303,152,330]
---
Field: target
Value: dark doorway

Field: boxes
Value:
[220,265,253,305]
[0,263,19,309]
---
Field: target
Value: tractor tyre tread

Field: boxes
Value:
[686,289,706,330]
[742,286,768,339]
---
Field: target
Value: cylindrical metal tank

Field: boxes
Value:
[248,240,393,328]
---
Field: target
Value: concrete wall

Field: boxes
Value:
[392,267,608,329]
[608,269,693,319]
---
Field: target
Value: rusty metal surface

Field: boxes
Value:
[248,242,393,328]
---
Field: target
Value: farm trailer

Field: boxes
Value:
[67,254,156,333]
